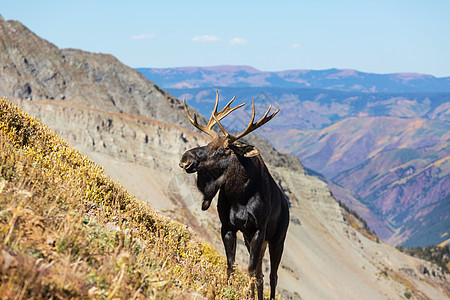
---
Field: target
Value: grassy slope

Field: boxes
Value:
[0,97,251,299]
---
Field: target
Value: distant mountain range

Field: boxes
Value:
[137,66,450,93]
[137,68,450,247]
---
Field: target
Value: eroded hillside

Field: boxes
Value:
[12,98,450,299]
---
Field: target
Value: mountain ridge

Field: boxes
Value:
[0,16,200,130]
[137,65,450,92]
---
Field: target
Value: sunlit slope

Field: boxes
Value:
[0,98,250,299]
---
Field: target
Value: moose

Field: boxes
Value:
[179,91,289,300]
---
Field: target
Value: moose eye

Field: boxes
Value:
[216,147,224,155]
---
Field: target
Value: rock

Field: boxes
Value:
[0,247,18,272]
[418,265,430,276]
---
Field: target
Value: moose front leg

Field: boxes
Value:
[221,226,237,278]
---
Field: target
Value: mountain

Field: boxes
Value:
[140,80,450,247]
[284,118,449,243]
[163,87,449,129]
[1,16,449,299]
[0,15,197,129]
[137,65,450,93]
[280,117,448,177]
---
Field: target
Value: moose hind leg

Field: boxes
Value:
[256,242,267,300]
[246,238,267,300]
[246,230,266,299]
[268,242,284,300]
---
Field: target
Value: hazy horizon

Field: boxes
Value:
[136,64,450,77]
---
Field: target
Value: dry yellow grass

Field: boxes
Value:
[0,97,251,299]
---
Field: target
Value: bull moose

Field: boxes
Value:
[179,91,289,300]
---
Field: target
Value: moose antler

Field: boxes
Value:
[183,90,245,139]
[213,101,279,142]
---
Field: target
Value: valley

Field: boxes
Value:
[143,79,450,247]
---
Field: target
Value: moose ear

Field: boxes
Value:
[242,146,260,157]
[230,142,260,157]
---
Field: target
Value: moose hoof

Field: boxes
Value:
[201,199,212,211]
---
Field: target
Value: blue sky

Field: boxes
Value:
[1,0,449,77]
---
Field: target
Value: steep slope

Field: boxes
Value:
[335,145,449,245]
[11,97,450,299]
[317,177,391,239]
[0,98,251,299]
[0,15,196,129]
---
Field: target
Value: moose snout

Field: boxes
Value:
[179,151,197,173]
[179,160,192,169]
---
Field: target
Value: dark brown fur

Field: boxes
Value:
[180,137,289,300]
